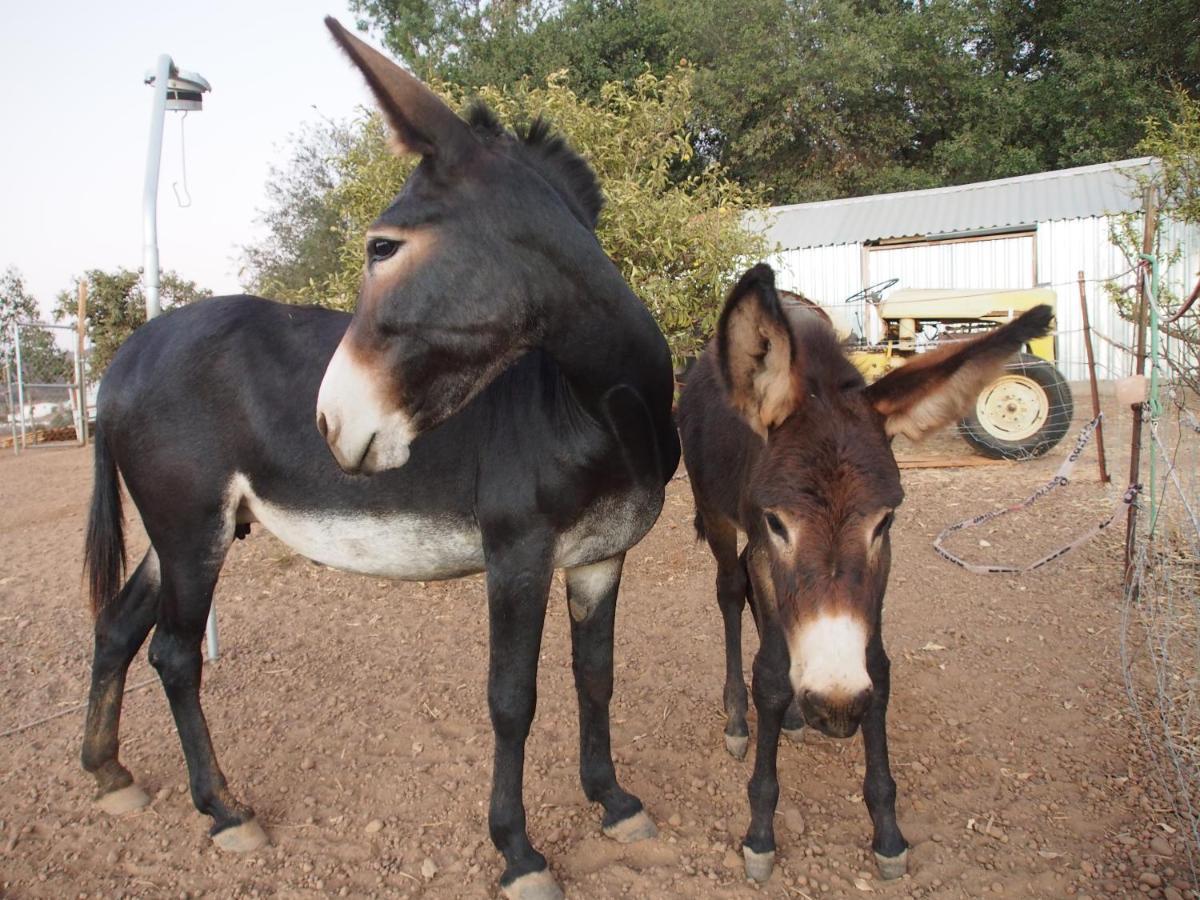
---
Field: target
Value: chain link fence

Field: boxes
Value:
[1121,291,1200,884]
[3,322,86,450]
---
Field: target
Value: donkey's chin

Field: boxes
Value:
[360,433,412,474]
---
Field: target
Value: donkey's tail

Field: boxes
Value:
[85,421,126,618]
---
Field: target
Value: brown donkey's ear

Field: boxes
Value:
[325,17,478,165]
[716,264,801,436]
[865,305,1054,441]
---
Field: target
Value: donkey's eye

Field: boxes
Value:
[367,238,402,263]
[764,511,788,541]
[873,511,896,542]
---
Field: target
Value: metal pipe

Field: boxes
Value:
[142,54,173,321]
[1077,272,1110,483]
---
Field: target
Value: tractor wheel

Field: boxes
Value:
[958,353,1073,460]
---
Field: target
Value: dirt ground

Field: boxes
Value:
[0,393,1192,899]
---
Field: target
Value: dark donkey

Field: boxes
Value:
[678,264,1051,883]
[81,19,678,900]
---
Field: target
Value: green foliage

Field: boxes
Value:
[351,0,1199,203]
[1105,90,1200,389]
[54,268,208,378]
[1140,91,1200,227]
[242,121,358,300]
[244,67,769,362]
[1,266,39,368]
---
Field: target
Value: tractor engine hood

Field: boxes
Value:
[878,287,1057,322]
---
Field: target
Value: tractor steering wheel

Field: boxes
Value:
[843,278,899,306]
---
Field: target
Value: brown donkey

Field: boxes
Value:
[678,264,1052,883]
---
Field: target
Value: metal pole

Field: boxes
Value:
[143,54,173,320]
[1124,188,1158,588]
[1077,272,1110,483]
[12,324,26,452]
[77,281,88,446]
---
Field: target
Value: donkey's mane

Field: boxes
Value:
[467,102,604,231]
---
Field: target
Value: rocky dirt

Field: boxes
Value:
[0,399,1193,899]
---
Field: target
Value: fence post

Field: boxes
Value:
[1124,188,1158,588]
[1076,272,1110,483]
[12,324,27,452]
[76,281,88,447]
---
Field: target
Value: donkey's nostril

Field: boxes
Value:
[317,412,329,439]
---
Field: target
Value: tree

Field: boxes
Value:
[1107,90,1200,392]
[1,266,39,368]
[242,67,769,363]
[241,120,358,299]
[54,268,208,378]
[350,0,1199,203]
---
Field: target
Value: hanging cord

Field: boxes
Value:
[933,413,1141,574]
[172,111,192,208]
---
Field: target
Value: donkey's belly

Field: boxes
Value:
[233,475,662,581]
[235,477,486,581]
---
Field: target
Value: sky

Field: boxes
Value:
[1,0,380,318]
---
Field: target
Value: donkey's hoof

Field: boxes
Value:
[743,846,775,882]
[95,783,150,816]
[603,809,657,844]
[875,848,909,880]
[213,819,269,852]
[724,733,749,759]
[501,869,564,900]
[782,726,806,743]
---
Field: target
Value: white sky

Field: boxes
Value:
[1,0,381,318]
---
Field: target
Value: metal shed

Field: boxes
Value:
[749,158,1200,381]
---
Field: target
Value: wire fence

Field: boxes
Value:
[1120,277,1200,883]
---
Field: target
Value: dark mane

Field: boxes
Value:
[467,101,604,231]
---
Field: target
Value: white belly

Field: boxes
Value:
[229,474,662,580]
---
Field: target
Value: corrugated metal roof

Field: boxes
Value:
[749,157,1156,250]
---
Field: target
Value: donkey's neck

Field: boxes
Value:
[538,246,677,477]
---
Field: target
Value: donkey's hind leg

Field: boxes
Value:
[704,516,751,759]
[148,530,265,851]
[82,548,162,815]
[565,554,656,845]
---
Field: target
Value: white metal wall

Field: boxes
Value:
[766,217,1200,383]
[1039,216,1200,381]
[767,243,863,334]
[869,234,1036,291]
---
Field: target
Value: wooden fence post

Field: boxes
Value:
[1124,188,1158,588]
[1076,272,1110,483]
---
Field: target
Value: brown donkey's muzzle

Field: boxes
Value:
[798,686,873,739]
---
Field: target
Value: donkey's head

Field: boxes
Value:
[315,19,607,473]
[717,265,1052,737]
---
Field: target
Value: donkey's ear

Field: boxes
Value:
[865,305,1054,441]
[325,17,478,165]
[716,264,801,436]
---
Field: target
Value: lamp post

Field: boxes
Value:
[143,59,210,318]
[143,58,219,659]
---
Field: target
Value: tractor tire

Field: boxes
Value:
[958,353,1073,460]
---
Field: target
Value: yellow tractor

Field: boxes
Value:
[785,280,1074,460]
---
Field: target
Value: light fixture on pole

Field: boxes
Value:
[143,58,211,319]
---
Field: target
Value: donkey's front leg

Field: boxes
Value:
[862,633,908,879]
[742,628,793,883]
[485,541,561,900]
[566,555,656,843]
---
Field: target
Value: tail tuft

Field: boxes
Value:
[84,423,126,618]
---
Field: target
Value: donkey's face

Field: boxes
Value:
[316,19,603,473]
[718,265,1052,737]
